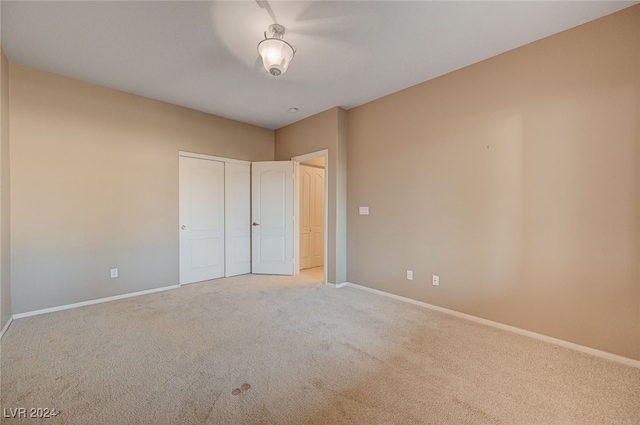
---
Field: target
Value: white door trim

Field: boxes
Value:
[292,149,329,285]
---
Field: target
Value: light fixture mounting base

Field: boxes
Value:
[266,24,286,40]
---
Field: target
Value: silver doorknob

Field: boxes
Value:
[181,225,186,230]
[252,222,260,226]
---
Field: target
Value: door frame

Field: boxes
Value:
[292,149,329,284]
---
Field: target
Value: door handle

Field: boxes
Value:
[181,225,186,230]
[252,222,260,226]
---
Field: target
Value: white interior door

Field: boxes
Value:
[251,161,294,275]
[225,162,251,277]
[179,156,225,285]
[311,167,325,267]
[300,166,313,269]
[299,165,325,269]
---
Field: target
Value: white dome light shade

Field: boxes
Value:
[258,38,295,76]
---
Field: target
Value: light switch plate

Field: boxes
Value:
[359,206,370,215]
[432,275,439,286]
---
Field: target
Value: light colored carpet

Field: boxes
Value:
[1,273,639,424]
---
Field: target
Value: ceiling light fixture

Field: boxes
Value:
[257,24,295,76]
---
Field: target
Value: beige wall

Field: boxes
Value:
[275,107,347,284]
[0,47,11,329]
[10,64,274,314]
[347,6,640,360]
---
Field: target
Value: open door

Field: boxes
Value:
[251,161,294,275]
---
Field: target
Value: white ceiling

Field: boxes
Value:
[1,1,637,130]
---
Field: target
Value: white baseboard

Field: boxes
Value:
[325,282,348,289]
[12,285,180,320]
[0,315,13,340]
[345,282,640,369]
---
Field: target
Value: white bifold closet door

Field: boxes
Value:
[179,156,250,285]
[179,156,225,285]
[224,162,251,277]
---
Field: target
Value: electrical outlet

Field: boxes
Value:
[432,275,439,286]
[406,270,413,280]
[110,268,118,278]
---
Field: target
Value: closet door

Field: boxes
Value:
[179,156,225,285]
[225,162,251,277]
